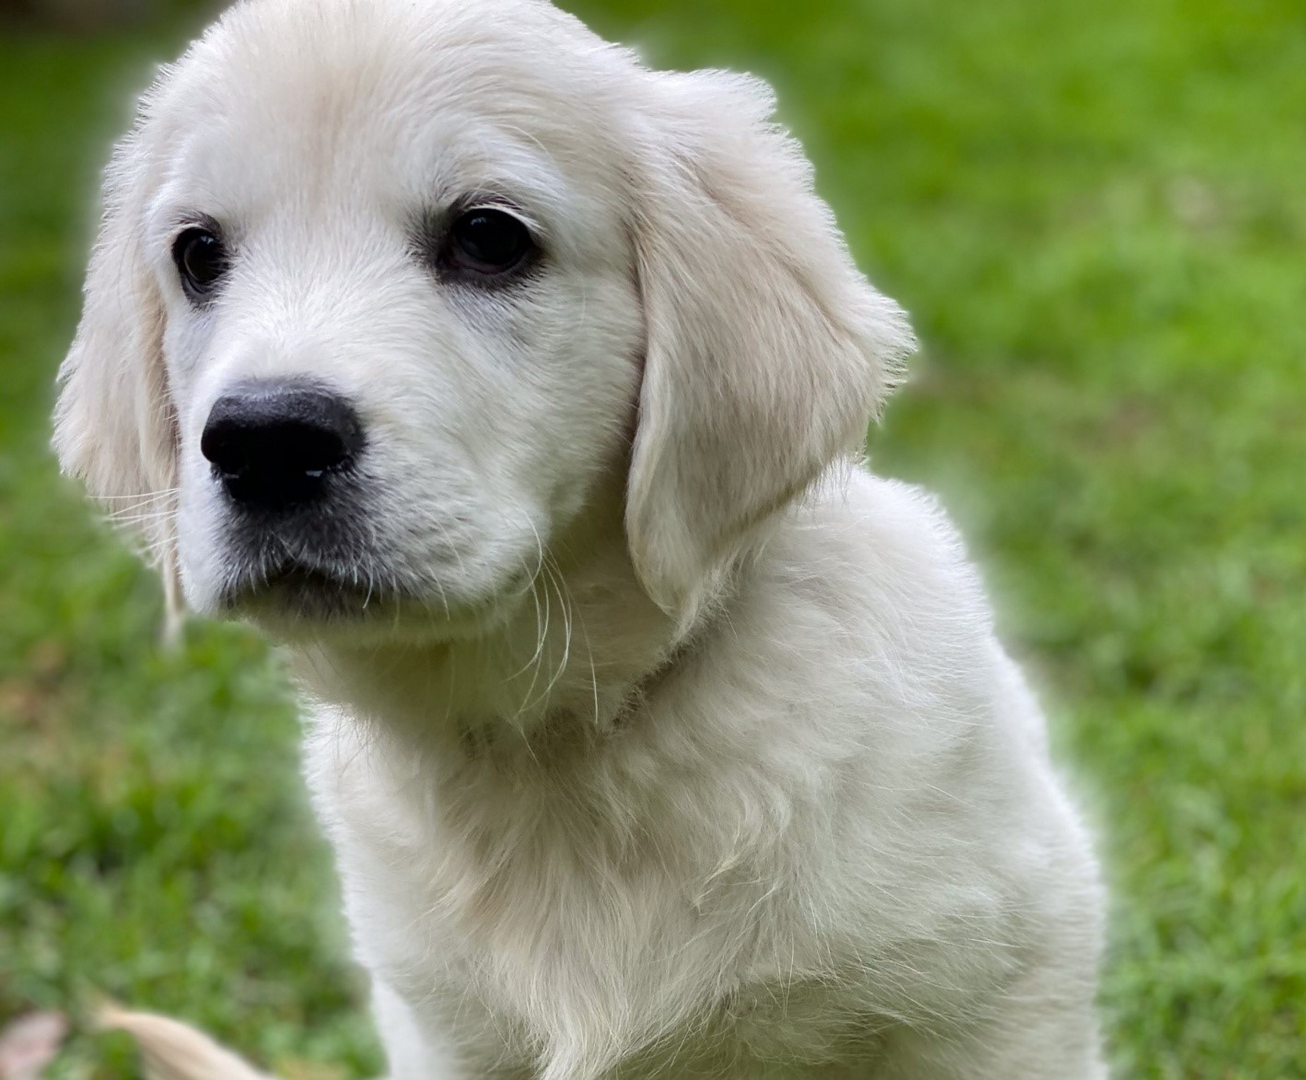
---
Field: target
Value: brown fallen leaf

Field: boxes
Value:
[0,1012,69,1080]
[97,1005,270,1080]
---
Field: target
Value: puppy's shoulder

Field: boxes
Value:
[762,463,992,636]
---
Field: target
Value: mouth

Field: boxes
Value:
[202,485,540,640]
[223,560,411,622]
[243,563,386,614]
[218,555,531,642]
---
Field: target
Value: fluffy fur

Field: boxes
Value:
[55,0,1106,1076]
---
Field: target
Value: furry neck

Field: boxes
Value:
[287,492,679,757]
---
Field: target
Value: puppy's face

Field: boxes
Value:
[55,0,914,646]
[147,5,644,639]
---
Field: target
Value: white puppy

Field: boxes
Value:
[56,0,1106,1076]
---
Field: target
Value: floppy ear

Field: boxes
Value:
[53,123,180,576]
[625,71,916,625]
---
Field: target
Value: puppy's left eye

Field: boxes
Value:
[444,208,534,277]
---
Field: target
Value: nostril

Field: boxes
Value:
[201,380,364,510]
[200,423,252,479]
[282,420,351,474]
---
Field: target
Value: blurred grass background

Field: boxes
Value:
[1,0,1303,1076]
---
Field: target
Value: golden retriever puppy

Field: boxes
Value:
[57,0,1105,1076]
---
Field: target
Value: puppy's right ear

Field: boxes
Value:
[53,123,178,562]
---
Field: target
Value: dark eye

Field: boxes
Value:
[443,208,534,278]
[172,227,228,301]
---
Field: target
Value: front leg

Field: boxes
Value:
[874,966,1106,1080]
[371,979,533,1080]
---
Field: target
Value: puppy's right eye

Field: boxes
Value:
[172,227,228,301]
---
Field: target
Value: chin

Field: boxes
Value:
[213,559,531,647]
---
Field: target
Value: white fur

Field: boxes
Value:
[55,0,1105,1076]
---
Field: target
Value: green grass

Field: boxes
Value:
[2,0,1303,1076]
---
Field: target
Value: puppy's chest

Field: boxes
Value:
[363,838,867,1078]
[322,737,855,1072]
[346,760,767,980]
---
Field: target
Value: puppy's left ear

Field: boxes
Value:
[53,123,179,569]
[625,71,916,626]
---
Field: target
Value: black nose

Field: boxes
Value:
[201,380,364,510]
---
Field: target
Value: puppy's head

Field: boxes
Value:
[54,0,914,644]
